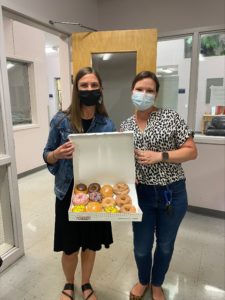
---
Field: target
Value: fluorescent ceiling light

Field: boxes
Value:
[163,69,173,74]
[45,46,58,54]
[7,62,15,69]
[102,53,112,60]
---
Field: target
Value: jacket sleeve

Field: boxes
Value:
[43,116,61,175]
[109,119,117,132]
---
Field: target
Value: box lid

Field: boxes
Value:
[69,131,135,185]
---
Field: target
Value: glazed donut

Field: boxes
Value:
[74,183,87,194]
[71,205,86,212]
[120,204,136,213]
[72,193,89,206]
[86,201,102,212]
[115,194,132,207]
[100,184,113,197]
[101,197,116,208]
[113,183,130,195]
[89,192,102,202]
[88,183,101,193]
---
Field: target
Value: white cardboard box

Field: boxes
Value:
[68,131,142,222]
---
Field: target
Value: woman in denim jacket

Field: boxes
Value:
[43,67,116,300]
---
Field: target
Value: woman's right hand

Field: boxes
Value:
[54,141,75,160]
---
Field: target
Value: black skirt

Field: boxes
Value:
[54,182,113,255]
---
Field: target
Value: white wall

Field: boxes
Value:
[4,18,49,174]
[184,142,225,212]
[97,0,225,33]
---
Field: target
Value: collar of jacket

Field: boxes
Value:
[94,114,107,125]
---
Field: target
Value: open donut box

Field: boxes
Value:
[68,131,142,222]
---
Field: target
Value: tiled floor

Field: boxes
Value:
[0,169,225,300]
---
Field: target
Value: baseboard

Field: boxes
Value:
[17,165,46,179]
[188,205,225,219]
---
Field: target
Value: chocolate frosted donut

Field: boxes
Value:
[88,183,101,193]
[74,183,87,194]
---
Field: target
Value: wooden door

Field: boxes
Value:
[72,29,157,75]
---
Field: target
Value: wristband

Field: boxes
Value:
[162,151,169,162]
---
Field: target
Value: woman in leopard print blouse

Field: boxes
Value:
[120,71,197,300]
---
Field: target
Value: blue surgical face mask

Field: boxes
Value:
[131,91,155,111]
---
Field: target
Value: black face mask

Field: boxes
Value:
[78,89,102,106]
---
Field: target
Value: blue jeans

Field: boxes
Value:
[133,179,188,286]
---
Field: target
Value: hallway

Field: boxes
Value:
[0,169,224,300]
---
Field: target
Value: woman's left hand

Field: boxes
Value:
[135,149,161,165]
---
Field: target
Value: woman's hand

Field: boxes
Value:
[54,141,75,160]
[135,149,161,165]
[47,141,75,165]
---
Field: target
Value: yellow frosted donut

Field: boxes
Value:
[71,205,86,212]
[104,206,119,213]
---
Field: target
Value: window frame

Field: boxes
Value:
[6,57,38,128]
[158,24,225,144]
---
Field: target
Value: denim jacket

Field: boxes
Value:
[43,111,116,200]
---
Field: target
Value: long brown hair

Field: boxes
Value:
[64,67,109,132]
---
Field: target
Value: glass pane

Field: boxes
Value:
[195,32,225,135]
[157,36,192,122]
[0,165,14,256]
[7,60,32,125]
[92,52,136,129]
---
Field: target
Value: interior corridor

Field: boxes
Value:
[0,169,224,300]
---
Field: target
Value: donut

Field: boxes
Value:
[89,192,102,202]
[88,183,101,193]
[74,183,87,194]
[72,193,89,206]
[104,206,119,213]
[115,194,132,207]
[120,204,136,213]
[102,197,116,208]
[100,184,113,197]
[86,201,102,212]
[71,205,86,212]
[113,183,130,195]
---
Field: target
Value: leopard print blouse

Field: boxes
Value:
[120,109,192,186]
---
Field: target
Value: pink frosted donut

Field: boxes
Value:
[72,193,89,206]
[89,192,102,202]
